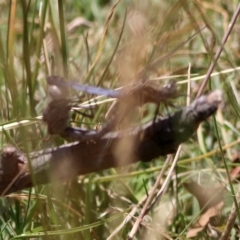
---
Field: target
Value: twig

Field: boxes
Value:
[220,186,240,240]
[127,155,173,239]
[197,3,240,97]
[0,90,222,196]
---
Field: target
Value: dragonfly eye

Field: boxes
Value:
[48,83,69,100]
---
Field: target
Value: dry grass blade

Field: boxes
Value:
[1,1,239,239]
[197,3,240,97]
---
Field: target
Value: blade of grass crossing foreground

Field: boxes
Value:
[21,0,34,115]
[32,0,48,90]
[58,0,68,78]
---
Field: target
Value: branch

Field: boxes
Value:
[0,90,222,196]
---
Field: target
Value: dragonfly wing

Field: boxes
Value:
[47,76,120,99]
[66,81,120,98]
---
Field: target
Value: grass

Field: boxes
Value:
[1,0,240,239]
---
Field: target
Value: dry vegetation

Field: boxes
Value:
[0,0,240,239]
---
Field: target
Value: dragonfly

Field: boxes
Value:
[43,75,179,141]
[46,75,178,105]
